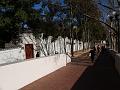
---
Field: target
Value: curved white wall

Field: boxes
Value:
[0,54,71,90]
[0,48,25,64]
[0,34,87,65]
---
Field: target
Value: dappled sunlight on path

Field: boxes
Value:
[71,50,93,66]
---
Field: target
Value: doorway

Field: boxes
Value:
[25,44,34,59]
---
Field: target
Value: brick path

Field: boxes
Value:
[20,49,120,90]
[72,48,120,90]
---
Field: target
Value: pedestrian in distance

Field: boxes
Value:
[97,45,100,54]
[101,45,105,53]
[89,46,96,63]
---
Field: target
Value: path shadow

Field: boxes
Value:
[71,48,120,90]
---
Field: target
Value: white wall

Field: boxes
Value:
[0,48,25,65]
[37,36,85,57]
[0,54,71,90]
[0,33,88,65]
[20,33,87,57]
[20,33,37,58]
[115,54,120,75]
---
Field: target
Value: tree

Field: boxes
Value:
[64,0,105,53]
[0,0,36,48]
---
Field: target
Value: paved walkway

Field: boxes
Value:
[20,49,120,90]
[72,49,120,90]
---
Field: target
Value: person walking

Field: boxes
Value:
[89,46,96,63]
[97,45,100,54]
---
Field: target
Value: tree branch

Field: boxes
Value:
[83,14,117,34]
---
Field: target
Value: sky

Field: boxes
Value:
[32,0,65,10]
[97,0,110,21]
[32,0,112,22]
[97,0,119,21]
[32,0,67,22]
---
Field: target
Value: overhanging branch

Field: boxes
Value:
[83,14,117,34]
[98,3,116,11]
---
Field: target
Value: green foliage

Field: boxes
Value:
[31,0,106,43]
[89,21,106,41]
[0,16,11,27]
[15,9,28,21]
[0,0,33,47]
[0,0,106,49]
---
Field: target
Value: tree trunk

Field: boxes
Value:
[70,27,74,57]
[82,29,85,51]
[87,24,90,49]
[59,37,62,54]
[83,41,85,51]
[63,37,66,53]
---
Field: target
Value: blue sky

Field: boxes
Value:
[98,0,109,21]
[32,0,111,22]
[97,0,118,21]
[32,0,66,22]
[32,0,65,9]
